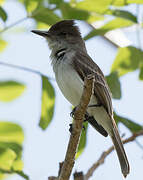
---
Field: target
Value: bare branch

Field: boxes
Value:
[0,61,54,80]
[58,75,95,180]
[85,130,143,180]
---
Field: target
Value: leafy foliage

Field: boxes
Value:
[0,81,26,102]
[0,122,28,179]
[39,76,55,130]
[107,9,137,23]
[0,6,7,22]
[106,72,121,99]
[0,39,7,52]
[84,18,134,40]
[114,113,143,133]
[111,46,143,76]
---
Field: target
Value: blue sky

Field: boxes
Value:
[0,1,143,180]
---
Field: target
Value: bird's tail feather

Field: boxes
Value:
[110,119,130,177]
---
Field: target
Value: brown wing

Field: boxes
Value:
[72,51,113,116]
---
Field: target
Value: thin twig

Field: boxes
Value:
[58,75,95,180]
[0,16,28,34]
[85,130,143,180]
[0,61,54,80]
[85,22,119,48]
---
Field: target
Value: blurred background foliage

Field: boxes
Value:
[0,0,143,179]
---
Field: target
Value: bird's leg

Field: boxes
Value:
[70,106,77,118]
[69,123,86,133]
[69,106,86,133]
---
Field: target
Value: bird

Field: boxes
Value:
[31,19,130,177]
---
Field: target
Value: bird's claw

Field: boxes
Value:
[70,107,77,118]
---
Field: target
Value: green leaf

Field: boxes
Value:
[0,122,25,179]
[60,2,89,20]
[128,0,143,4]
[107,9,137,23]
[76,122,88,159]
[12,158,23,171]
[0,81,26,102]
[0,122,24,144]
[0,39,8,52]
[24,0,40,13]
[0,148,16,170]
[111,46,143,76]
[84,18,134,40]
[76,0,111,14]
[111,0,143,6]
[0,0,5,5]
[114,113,143,133]
[49,0,63,5]
[0,142,22,158]
[39,76,55,130]
[32,7,61,25]
[0,6,7,22]
[106,72,121,99]
[60,2,104,22]
[139,63,143,80]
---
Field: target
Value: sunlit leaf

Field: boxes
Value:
[0,0,5,5]
[139,63,143,80]
[0,81,26,102]
[37,22,50,29]
[111,0,143,6]
[25,0,39,13]
[39,76,55,130]
[0,6,7,22]
[0,122,26,179]
[76,122,88,159]
[84,18,134,40]
[114,113,143,133]
[0,142,22,158]
[60,2,104,22]
[128,0,143,4]
[107,9,137,23]
[60,2,89,20]
[0,148,16,170]
[76,0,111,14]
[12,159,23,171]
[106,72,121,99]
[32,7,61,25]
[111,46,143,76]
[0,39,7,52]
[0,122,24,144]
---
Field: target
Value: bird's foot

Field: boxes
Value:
[69,123,86,133]
[70,107,77,118]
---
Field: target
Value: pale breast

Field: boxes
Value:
[54,60,84,106]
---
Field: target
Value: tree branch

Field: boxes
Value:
[0,16,28,34]
[58,75,95,180]
[85,130,143,180]
[0,61,54,80]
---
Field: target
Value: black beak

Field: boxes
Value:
[31,30,50,37]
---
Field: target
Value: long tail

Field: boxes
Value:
[110,119,130,177]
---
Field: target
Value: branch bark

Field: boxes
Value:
[85,130,143,180]
[58,75,95,180]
